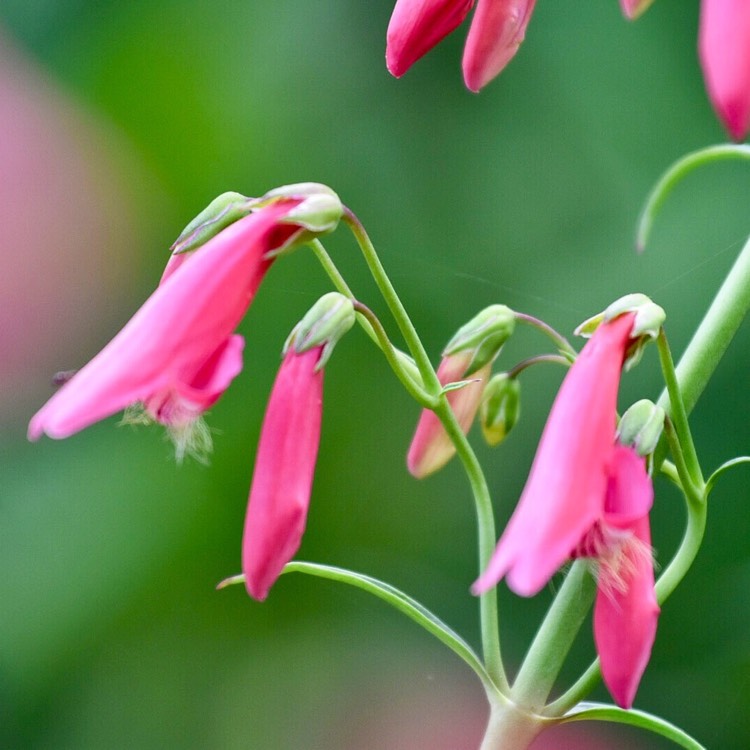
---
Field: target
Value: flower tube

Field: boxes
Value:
[28,184,342,456]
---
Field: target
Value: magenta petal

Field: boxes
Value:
[473,313,634,597]
[242,347,324,601]
[170,334,245,413]
[699,0,750,141]
[386,0,475,78]
[595,447,659,708]
[28,202,297,441]
[462,0,536,92]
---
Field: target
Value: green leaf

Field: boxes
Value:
[704,456,750,499]
[562,702,706,750]
[219,561,495,691]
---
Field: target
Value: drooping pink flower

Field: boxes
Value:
[242,345,324,601]
[589,444,659,709]
[28,199,305,448]
[462,0,537,92]
[407,350,491,477]
[386,0,536,91]
[472,312,636,597]
[386,0,476,78]
[699,0,750,141]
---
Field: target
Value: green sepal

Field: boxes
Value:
[284,292,355,370]
[171,191,254,255]
[617,399,665,456]
[443,304,515,376]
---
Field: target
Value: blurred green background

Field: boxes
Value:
[2,1,750,747]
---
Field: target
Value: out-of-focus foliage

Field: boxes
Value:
[2,1,749,747]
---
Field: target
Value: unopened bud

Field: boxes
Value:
[171,192,253,255]
[443,305,515,376]
[480,373,521,446]
[574,293,665,370]
[617,399,665,456]
[394,349,424,390]
[285,292,355,369]
[255,183,343,257]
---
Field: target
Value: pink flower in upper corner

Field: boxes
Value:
[588,444,659,709]
[243,345,324,601]
[242,294,354,601]
[28,184,343,459]
[386,0,536,92]
[472,313,637,597]
[699,0,750,141]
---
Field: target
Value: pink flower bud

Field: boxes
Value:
[242,346,324,601]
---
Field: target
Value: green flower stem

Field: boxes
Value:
[514,312,578,359]
[655,330,704,491]
[342,208,507,692]
[351,301,435,407]
[342,209,443,394]
[511,561,596,712]
[507,353,571,380]
[637,144,750,252]
[479,697,549,750]
[657,234,750,424]
[309,238,381,350]
[431,393,508,692]
[662,418,703,507]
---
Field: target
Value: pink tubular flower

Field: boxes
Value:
[462,0,537,92]
[28,198,306,452]
[472,312,636,597]
[407,351,491,477]
[472,310,660,707]
[385,0,536,91]
[699,0,750,141]
[242,346,324,601]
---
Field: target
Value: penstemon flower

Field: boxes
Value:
[242,293,355,601]
[28,184,342,460]
[473,298,665,708]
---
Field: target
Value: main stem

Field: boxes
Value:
[343,210,507,691]
[657,234,750,420]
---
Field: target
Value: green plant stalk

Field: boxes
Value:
[656,234,750,422]
[511,560,596,712]
[514,312,578,359]
[655,330,704,491]
[342,210,507,691]
[637,145,750,252]
[352,301,434,406]
[342,210,443,394]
